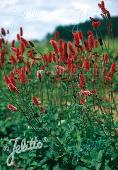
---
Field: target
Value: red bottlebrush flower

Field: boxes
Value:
[36,70,42,79]
[107,63,116,81]
[68,41,75,55]
[11,47,18,53]
[0,51,5,64]
[92,21,101,29]
[43,53,52,63]
[107,72,112,81]
[103,53,109,64]
[78,62,82,68]
[18,67,27,84]
[50,39,59,54]
[20,41,26,54]
[10,55,17,65]
[83,59,90,71]
[4,75,11,85]
[67,57,72,69]
[70,64,76,74]
[59,39,64,54]
[94,39,99,48]
[109,62,116,74]
[98,1,109,14]
[8,83,18,92]
[20,27,23,36]
[102,67,107,80]
[88,34,94,49]
[94,63,99,76]
[0,38,2,48]
[55,65,66,75]
[79,90,96,96]
[98,1,105,8]
[26,61,31,72]
[7,104,17,112]
[78,31,83,40]
[32,96,41,106]
[1,28,6,36]
[84,41,90,51]
[73,32,80,46]
[52,53,57,62]
[4,73,16,87]
[43,54,48,62]
[20,37,28,47]
[78,73,86,89]
[17,34,21,41]
[11,40,15,47]
[9,72,16,86]
[87,31,94,36]
[54,31,59,39]
[28,50,34,58]
[0,62,2,69]
[79,98,86,105]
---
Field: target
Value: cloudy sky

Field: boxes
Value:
[0,0,118,40]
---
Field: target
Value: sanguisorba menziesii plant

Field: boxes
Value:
[0,1,118,169]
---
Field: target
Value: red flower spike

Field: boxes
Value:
[94,40,99,48]
[68,41,75,55]
[103,53,109,64]
[20,37,28,47]
[17,34,21,41]
[0,62,2,69]
[20,41,26,54]
[7,104,17,112]
[11,47,18,53]
[36,70,42,79]
[50,39,59,54]
[26,61,31,72]
[92,21,101,29]
[83,59,90,71]
[17,67,27,84]
[0,38,2,48]
[79,90,96,96]
[73,32,80,46]
[10,55,17,65]
[0,51,5,64]
[79,98,86,105]
[8,83,18,92]
[32,96,41,106]
[54,31,59,39]
[79,73,86,89]
[70,64,76,74]
[102,67,107,80]
[98,1,109,14]
[87,31,94,36]
[63,42,67,55]
[4,75,11,85]
[9,72,16,86]
[78,31,83,40]
[109,62,116,74]
[28,50,34,58]
[107,73,112,81]
[52,53,57,62]
[11,40,15,47]
[55,65,66,75]
[59,39,64,54]
[1,28,6,36]
[94,63,99,76]
[20,27,23,36]
[88,34,94,49]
